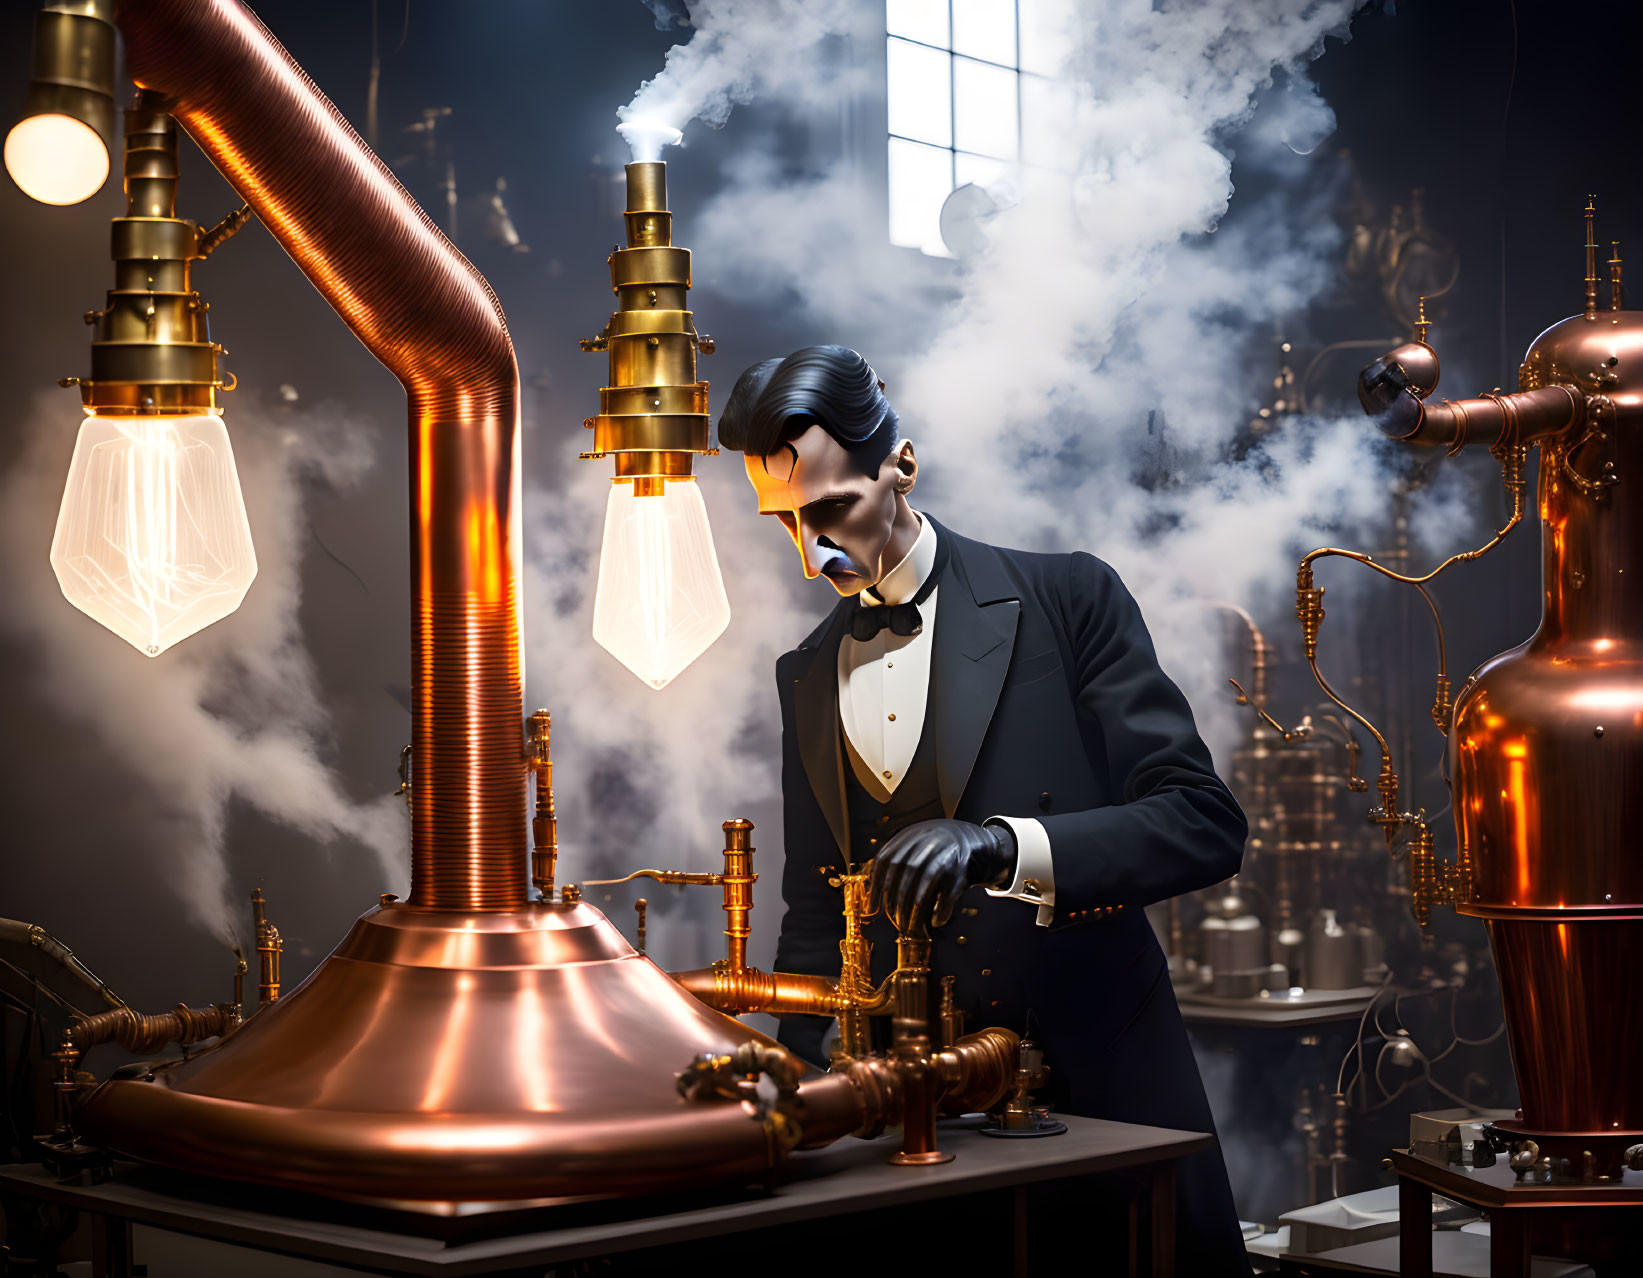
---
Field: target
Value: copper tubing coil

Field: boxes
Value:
[69,1004,232,1057]
[115,0,525,910]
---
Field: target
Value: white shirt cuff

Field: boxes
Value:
[983,816,1055,927]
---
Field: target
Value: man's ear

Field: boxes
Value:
[892,440,917,494]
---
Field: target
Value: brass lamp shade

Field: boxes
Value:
[5,6,117,205]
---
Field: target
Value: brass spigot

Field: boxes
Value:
[887,928,951,1166]
[830,867,882,1059]
[526,709,558,899]
[1374,758,1401,840]
[1431,673,1452,733]
[250,888,281,1005]
[719,818,756,971]
[395,744,412,812]
[939,975,964,1050]
[660,821,895,1047]
[231,947,247,1020]
[1407,820,1436,927]
[1000,1039,1051,1132]
[1449,840,1475,907]
[1585,196,1600,320]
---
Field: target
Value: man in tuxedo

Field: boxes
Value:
[718,345,1250,1274]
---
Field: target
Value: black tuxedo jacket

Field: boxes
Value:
[772,517,1245,1096]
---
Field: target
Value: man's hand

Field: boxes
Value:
[868,819,1017,933]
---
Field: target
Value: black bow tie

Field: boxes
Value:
[849,531,948,643]
[851,600,924,641]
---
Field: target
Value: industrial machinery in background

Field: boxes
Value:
[1219,198,1643,1271]
[1338,199,1643,1183]
[0,0,1034,1238]
[1158,189,1516,1230]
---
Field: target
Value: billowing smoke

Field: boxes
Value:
[617,0,875,160]
[528,0,1462,972]
[0,396,408,944]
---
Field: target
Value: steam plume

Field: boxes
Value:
[617,0,875,160]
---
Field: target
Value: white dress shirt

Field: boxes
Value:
[837,514,1057,925]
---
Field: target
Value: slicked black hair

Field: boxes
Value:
[715,345,900,477]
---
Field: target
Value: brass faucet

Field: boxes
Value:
[593,817,1025,1166]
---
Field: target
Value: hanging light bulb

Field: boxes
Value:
[52,96,257,654]
[580,150,729,689]
[4,4,116,206]
[591,477,730,690]
[51,412,257,656]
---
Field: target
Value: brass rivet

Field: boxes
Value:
[1595,725,1605,737]
[883,770,892,779]
[981,968,992,976]
[956,936,968,945]
[887,661,894,669]
[887,713,897,721]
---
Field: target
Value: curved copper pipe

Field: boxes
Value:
[115,0,524,909]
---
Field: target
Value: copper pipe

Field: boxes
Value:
[672,964,844,1017]
[115,0,524,910]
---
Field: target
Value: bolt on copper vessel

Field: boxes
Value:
[1351,202,1643,1172]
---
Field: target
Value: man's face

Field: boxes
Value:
[744,424,910,596]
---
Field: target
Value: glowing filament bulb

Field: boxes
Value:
[591,478,730,690]
[4,113,109,206]
[50,413,258,656]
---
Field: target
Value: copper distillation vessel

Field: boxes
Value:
[1298,200,1643,1175]
[44,0,1020,1210]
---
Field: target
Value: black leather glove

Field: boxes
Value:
[868,819,1018,933]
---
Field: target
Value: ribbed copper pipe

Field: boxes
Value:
[115,0,525,909]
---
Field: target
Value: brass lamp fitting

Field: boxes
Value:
[60,92,249,416]
[579,160,716,496]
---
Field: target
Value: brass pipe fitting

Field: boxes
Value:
[250,887,281,1005]
[938,974,963,1050]
[526,709,558,899]
[1407,820,1436,928]
[720,818,755,971]
[580,160,716,492]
